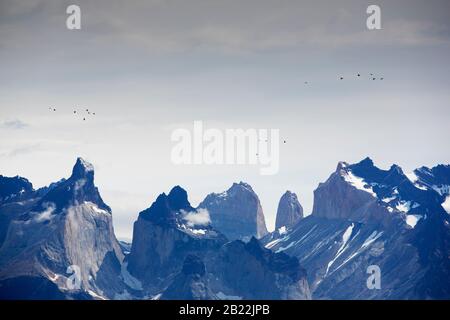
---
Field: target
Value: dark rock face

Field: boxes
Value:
[198,182,268,240]
[264,158,450,299]
[127,186,310,300]
[0,158,124,300]
[275,191,303,230]
[206,237,311,300]
[0,175,33,203]
[160,255,216,300]
[127,186,227,295]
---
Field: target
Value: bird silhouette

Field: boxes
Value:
[340,77,344,80]
[357,74,361,77]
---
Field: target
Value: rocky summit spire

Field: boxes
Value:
[138,185,194,226]
[32,157,110,213]
[70,157,95,181]
[198,181,268,241]
[275,191,303,230]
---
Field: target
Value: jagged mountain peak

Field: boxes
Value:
[358,156,375,166]
[167,185,192,211]
[71,157,94,180]
[199,181,268,240]
[275,191,303,230]
[0,175,34,201]
[229,181,254,194]
[336,161,349,171]
[29,158,110,214]
[139,186,195,226]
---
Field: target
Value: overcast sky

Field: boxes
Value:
[1,0,449,239]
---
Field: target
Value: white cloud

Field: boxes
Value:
[182,208,211,227]
[34,202,56,223]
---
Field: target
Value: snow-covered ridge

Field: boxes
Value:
[341,170,377,197]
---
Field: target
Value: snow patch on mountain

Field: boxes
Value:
[342,172,377,197]
[442,195,450,214]
[85,201,109,215]
[396,201,420,213]
[336,231,384,270]
[77,158,94,172]
[406,215,422,228]
[325,223,355,276]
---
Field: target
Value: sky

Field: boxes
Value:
[1,0,450,240]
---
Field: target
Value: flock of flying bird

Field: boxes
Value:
[48,107,96,121]
[304,72,384,84]
[46,72,383,145]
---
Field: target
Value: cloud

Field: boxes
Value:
[33,202,56,223]
[1,119,28,129]
[182,208,211,227]
[1,0,449,59]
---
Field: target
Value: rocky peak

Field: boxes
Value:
[414,164,450,190]
[167,186,193,212]
[71,157,94,180]
[32,158,110,213]
[199,182,268,240]
[139,186,194,226]
[0,175,33,201]
[275,191,303,230]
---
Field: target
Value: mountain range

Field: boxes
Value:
[0,157,449,299]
